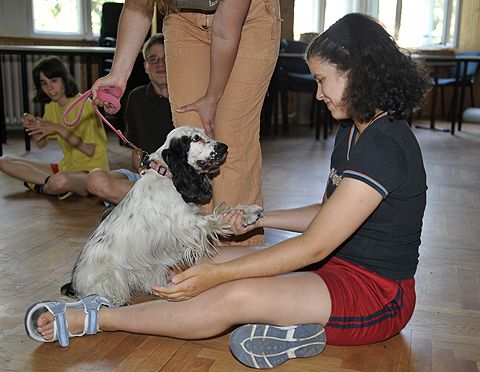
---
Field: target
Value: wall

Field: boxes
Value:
[0,0,31,38]
[279,0,294,39]
[458,0,480,50]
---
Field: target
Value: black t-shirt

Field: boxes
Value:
[125,83,174,154]
[326,114,427,280]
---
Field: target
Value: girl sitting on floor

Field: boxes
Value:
[0,57,109,199]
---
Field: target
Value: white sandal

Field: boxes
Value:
[24,294,114,347]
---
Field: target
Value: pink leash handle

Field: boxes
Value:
[62,87,140,152]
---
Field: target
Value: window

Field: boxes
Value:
[377,0,460,48]
[32,0,82,35]
[293,0,321,40]
[293,0,460,49]
[323,1,356,31]
[91,0,124,35]
[31,0,123,39]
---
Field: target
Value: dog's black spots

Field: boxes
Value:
[95,232,106,244]
[181,135,192,144]
[60,282,77,297]
[162,137,213,204]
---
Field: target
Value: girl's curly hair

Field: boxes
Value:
[32,57,79,104]
[306,13,431,123]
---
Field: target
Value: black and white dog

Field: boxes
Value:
[61,126,262,305]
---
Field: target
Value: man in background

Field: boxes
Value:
[87,34,173,219]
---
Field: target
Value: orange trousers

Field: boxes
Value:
[163,0,281,245]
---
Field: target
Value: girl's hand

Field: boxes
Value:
[151,262,223,301]
[226,209,263,236]
[22,113,40,129]
[176,95,220,138]
[25,119,58,140]
[91,74,126,112]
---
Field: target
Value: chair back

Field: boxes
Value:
[281,39,310,74]
[99,2,123,47]
[448,51,480,78]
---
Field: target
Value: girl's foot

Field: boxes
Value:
[36,307,85,341]
[25,294,114,347]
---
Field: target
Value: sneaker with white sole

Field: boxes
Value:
[229,323,326,369]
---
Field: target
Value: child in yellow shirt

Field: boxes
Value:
[0,57,109,199]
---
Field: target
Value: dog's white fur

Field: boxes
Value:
[64,127,262,305]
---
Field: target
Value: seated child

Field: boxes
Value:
[0,57,109,199]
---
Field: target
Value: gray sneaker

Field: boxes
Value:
[229,323,326,369]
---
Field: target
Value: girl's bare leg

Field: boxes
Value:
[36,271,331,341]
[43,172,89,196]
[0,155,52,184]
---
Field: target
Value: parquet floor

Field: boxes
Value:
[0,120,479,371]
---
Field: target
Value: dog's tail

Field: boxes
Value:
[60,282,78,297]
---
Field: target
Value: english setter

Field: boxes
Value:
[61,126,263,305]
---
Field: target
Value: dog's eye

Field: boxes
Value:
[192,135,201,142]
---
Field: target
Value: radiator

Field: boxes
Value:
[1,55,83,130]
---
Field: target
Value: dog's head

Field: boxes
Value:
[147,126,228,204]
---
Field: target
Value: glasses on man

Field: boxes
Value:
[146,55,165,65]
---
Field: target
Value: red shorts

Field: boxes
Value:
[50,163,59,174]
[313,256,415,346]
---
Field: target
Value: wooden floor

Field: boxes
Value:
[1,120,479,371]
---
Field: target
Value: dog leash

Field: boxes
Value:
[63,87,171,177]
[62,87,144,156]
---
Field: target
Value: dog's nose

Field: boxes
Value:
[215,142,228,155]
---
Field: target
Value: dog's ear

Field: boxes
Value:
[162,138,213,204]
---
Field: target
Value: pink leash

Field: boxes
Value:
[62,87,142,154]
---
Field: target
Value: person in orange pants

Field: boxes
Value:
[92,0,281,245]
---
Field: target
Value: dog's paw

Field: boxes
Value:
[213,202,231,216]
[233,204,264,227]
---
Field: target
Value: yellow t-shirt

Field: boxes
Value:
[43,95,109,172]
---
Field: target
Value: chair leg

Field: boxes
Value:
[310,94,316,128]
[273,93,279,134]
[314,100,320,140]
[470,84,475,107]
[313,101,330,140]
[323,106,331,140]
[430,84,438,129]
[280,89,289,134]
[440,86,446,118]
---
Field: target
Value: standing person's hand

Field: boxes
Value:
[176,95,220,138]
[91,74,127,112]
